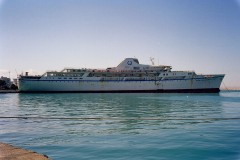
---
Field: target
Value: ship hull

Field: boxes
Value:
[18,75,224,93]
[19,88,220,93]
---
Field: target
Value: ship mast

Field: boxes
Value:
[150,57,155,66]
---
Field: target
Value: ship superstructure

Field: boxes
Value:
[18,58,224,93]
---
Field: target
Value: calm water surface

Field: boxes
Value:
[0,91,240,160]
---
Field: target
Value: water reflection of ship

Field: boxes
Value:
[15,93,225,134]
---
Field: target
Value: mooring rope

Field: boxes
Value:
[0,116,240,121]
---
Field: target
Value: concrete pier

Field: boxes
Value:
[0,142,49,160]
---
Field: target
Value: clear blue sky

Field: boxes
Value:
[0,0,240,89]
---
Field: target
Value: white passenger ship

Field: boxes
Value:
[18,58,224,93]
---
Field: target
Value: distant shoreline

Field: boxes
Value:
[221,88,240,91]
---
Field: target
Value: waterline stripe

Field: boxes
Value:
[0,116,240,121]
[19,76,224,82]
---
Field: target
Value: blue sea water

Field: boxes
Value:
[0,91,240,160]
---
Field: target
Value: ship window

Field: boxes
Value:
[133,59,139,64]
[134,67,140,70]
[88,73,93,77]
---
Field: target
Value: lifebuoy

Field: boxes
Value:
[127,61,132,65]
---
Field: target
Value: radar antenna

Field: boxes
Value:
[150,57,155,66]
[15,69,19,77]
